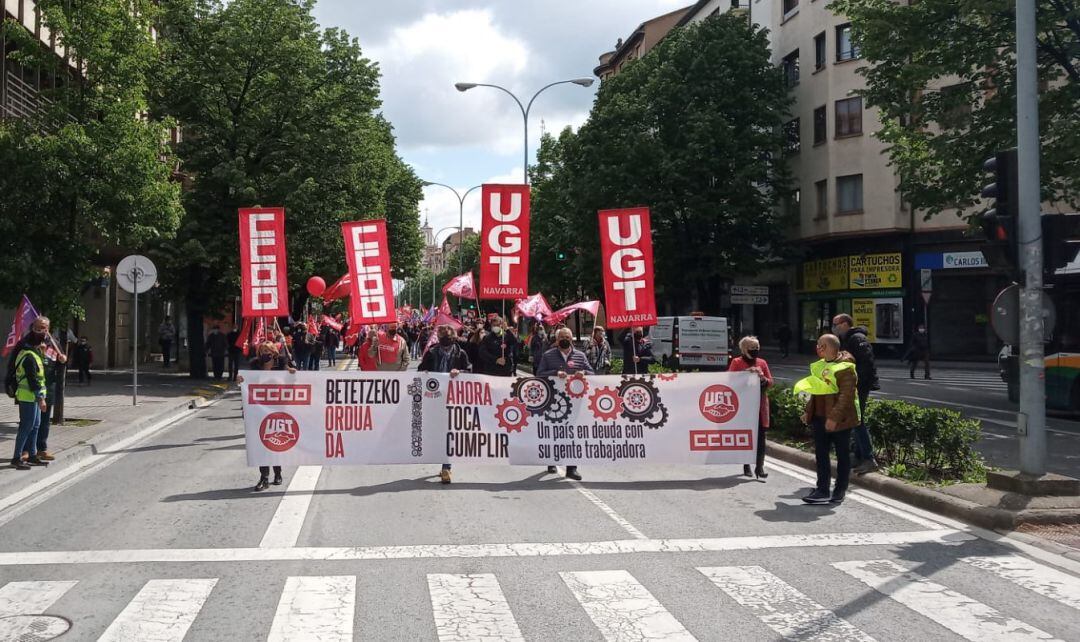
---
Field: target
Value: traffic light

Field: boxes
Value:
[555,250,567,261]
[979,149,1019,272]
[1043,213,1080,274]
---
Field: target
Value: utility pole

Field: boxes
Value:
[1015,0,1045,475]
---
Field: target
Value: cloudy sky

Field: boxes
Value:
[311,0,690,244]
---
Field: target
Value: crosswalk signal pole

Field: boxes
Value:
[1015,0,1045,476]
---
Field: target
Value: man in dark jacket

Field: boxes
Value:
[477,316,516,377]
[419,324,471,484]
[908,324,931,380]
[620,327,655,375]
[832,313,879,474]
[226,326,242,381]
[536,327,593,481]
[205,325,229,380]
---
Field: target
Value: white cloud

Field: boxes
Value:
[419,165,523,242]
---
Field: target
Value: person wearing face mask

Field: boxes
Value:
[585,326,612,375]
[72,336,94,385]
[367,322,409,371]
[831,313,879,475]
[797,334,858,505]
[529,325,548,375]
[726,336,772,480]
[419,324,472,484]
[536,327,593,481]
[478,316,516,377]
[244,341,296,490]
[619,326,655,375]
[9,331,51,469]
[907,324,931,380]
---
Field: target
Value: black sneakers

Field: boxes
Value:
[565,467,582,481]
[802,489,831,504]
[830,492,846,504]
[10,459,30,471]
[254,477,270,491]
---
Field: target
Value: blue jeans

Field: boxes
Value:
[306,353,320,371]
[852,390,875,462]
[326,346,336,366]
[37,395,54,452]
[14,401,41,461]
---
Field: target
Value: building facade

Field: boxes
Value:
[593,5,693,80]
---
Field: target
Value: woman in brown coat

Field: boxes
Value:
[800,334,859,505]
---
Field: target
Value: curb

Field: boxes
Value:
[765,440,1080,530]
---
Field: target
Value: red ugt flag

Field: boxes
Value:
[598,207,657,329]
[2,295,38,357]
[239,208,289,317]
[479,184,530,299]
[342,219,396,324]
[442,272,476,299]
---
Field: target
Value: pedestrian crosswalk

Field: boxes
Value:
[1,554,1078,641]
[876,368,1009,392]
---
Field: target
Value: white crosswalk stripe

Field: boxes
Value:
[560,570,697,642]
[1,553,1078,641]
[0,579,77,615]
[98,578,217,642]
[961,556,1080,611]
[699,565,876,641]
[832,559,1062,642]
[267,575,355,642]
[428,573,525,642]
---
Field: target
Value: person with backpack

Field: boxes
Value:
[7,332,51,470]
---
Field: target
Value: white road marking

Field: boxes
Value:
[874,393,1015,416]
[833,559,1062,642]
[763,457,945,530]
[961,556,1080,610]
[267,575,355,642]
[561,570,697,641]
[259,466,323,548]
[0,530,973,566]
[0,580,77,615]
[427,573,525,642]
[98,578,217,642]
[558,469,647,539]
[0,404,202,529]
[699,565,876,641]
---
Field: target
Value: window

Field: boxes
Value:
[782,50,800,88]
[783,118,801,154]
[814,32,826,70]
[836,24,860,61]
[814,180,828,219]
[787,188,802,223]
[837,174,864,214]
[835,97,862,137]
[783,0,798,16]
[813,105,827,144]
[940,83,972,129]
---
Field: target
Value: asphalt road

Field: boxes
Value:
[769,360,1080,478]
[1,372,1079,641]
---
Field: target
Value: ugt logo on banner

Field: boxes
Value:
[598,207,657,328]
[238,208,289,317]
[479,184,530,299]
[342,219,396,324]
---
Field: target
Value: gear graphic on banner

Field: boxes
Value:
[494,397,530,433]
[510,376,556,416]
[564,375,590,399]
[588,386,623,421]
[543,391,573,422]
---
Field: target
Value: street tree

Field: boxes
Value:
[153,0,423,376]
[0,0,182,321]
[831,0,1080,218]
[529,13,792,313]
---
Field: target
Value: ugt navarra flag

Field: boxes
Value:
[479,184,530,299]
[598,207,657,329]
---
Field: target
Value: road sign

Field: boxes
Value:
[991,284,1055,345]
[730,285,768,296]
[116,255,157,294]
[920,292,931,305]
[730,294,769,305]
[919,268,932,293]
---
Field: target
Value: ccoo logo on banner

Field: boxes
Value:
[342,219,396,324]
[479,184,530,299]
[598,207,657,329]
[241,371,760,467]
[239,208,289,317]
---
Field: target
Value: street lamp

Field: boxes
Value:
[454,78,594,183]
[421,181,482,275]
[432,226,459,306]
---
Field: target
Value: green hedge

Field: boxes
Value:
[767,386,986,484]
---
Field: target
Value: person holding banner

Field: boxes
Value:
[536,327,593,481]
[246,341,296,491]
[727,336,772,481]
[419,325,472,484]
[798,334,859,505]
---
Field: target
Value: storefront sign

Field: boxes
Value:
[800,257,849,292]
[851,297,904,344]
[731,285,768,296]
[915,251,989,270]
[849,253,902,289]
[242,371,760,466]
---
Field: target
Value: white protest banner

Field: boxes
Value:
[242,371,760,467]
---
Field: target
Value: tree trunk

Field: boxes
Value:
[186,268,208,379]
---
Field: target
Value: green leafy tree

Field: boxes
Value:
[153,0,423,375]
[530,14,792,313]
[0,0,182,320]
[831,0,1080,218]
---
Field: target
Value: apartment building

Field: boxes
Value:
[674,0,1004,357]
[593,5,693,80]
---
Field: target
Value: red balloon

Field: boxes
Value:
[306,276,327,297]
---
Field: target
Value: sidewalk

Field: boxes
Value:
[0,366,229,481]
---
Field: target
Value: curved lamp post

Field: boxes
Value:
[421,181,482,275]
